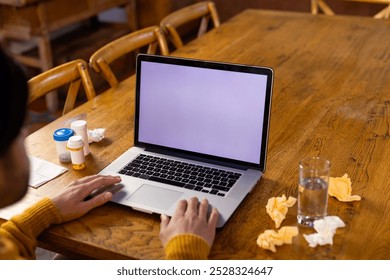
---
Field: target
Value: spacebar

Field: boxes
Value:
[148,176,186,187]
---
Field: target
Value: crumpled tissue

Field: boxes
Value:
[304,216,345,248]
[328,174,361,202]
[266,194,297,228]
[257,226,299,252]
[88,128,106,143]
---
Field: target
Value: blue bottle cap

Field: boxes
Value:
[53,128,74,141]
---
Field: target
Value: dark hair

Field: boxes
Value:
[0,48,29,157]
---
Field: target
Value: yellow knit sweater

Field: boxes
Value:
[0,198,210,259]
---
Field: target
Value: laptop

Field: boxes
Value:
[99,54,273,227]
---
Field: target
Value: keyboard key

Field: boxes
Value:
[148,176,185,188]
[227,182,235,188]
[228,174,241,180]
[212,185,230,192]
[184,184,196,190]
[210,190,219,195]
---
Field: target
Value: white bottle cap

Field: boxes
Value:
[67,135,84,149]
[71,120,87,130]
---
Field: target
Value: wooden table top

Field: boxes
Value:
[3,9,390,259]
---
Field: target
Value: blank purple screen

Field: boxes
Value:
[138,61,268,164]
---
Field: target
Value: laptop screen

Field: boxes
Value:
[135,55,273,170]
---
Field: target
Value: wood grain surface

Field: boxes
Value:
[3,9,390,259]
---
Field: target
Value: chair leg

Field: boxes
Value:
[36,34,59,113]
[311,0,319,14]
[374,5,390,19]
[386,5,390,19]
[197,16,210,38]
[125,0,138,31]
[312,0,335,16]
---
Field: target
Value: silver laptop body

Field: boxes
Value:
[99,54,274,227]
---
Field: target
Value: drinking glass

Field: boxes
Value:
[297,157,330,227]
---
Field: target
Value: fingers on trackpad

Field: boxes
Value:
[126,184,183,211]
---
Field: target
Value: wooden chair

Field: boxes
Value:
[28,59,96,116]
[160,1,221,50]
[311,0,390,19]
[89,26,169,88]
[0,0,137,112]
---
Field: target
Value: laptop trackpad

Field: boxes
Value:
[127,184,183,211]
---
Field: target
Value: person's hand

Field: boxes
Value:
[159,197,219,247]
[52,174,121,222]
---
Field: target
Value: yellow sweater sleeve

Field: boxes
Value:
[164,234,210,260]
[0,197,62,260]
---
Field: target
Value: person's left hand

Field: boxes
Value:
[160,197,219,247]
[52,174,121,222]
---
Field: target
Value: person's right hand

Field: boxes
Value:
[52,174,121,222]
[159,197,219,247]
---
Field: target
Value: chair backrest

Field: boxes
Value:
[311,0,390,19]
[160,1,221,50]
[28,59,96,116]
[89,25,169,88]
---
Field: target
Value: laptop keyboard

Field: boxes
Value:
[118,154,242,197]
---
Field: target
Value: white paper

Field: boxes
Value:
[28,156,68,188]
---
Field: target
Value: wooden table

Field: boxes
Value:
[2,9,390,259]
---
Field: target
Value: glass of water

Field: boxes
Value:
[297,157,330,227]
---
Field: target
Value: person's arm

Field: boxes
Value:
[159,197,219,259]
[0,197,61,259]
[0,174,121,259]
